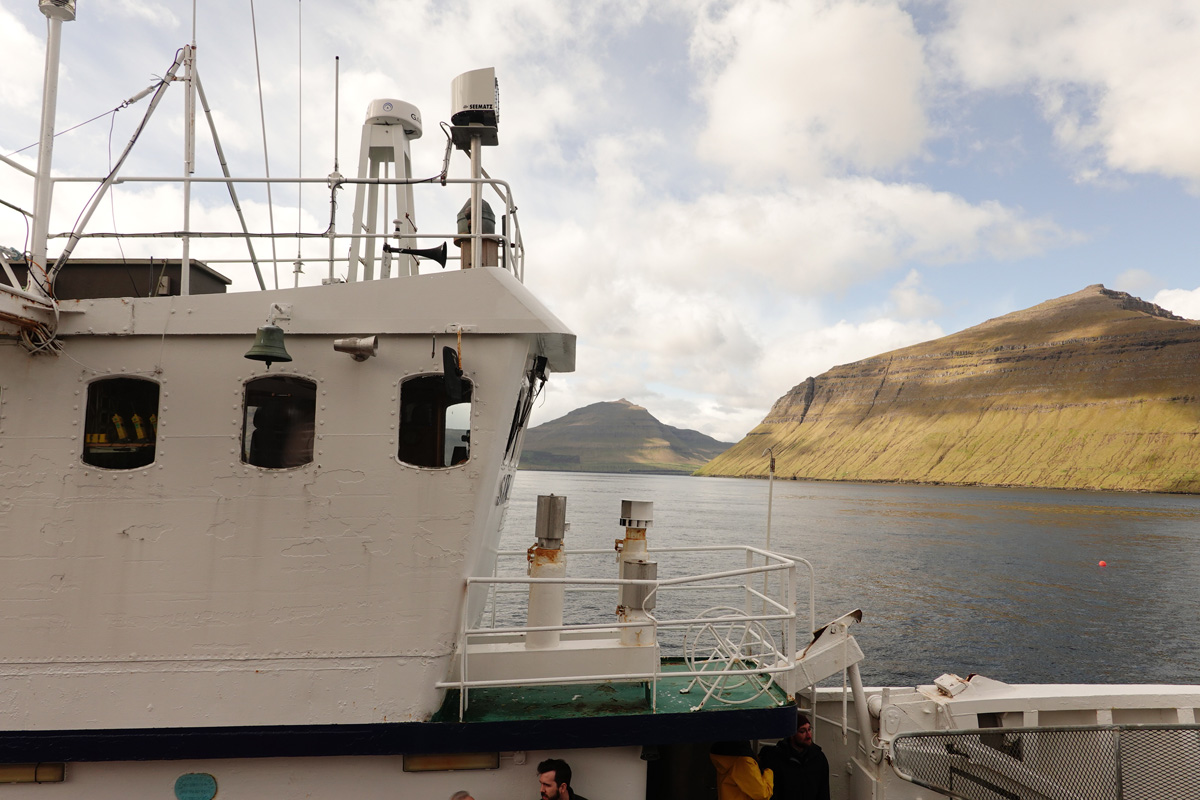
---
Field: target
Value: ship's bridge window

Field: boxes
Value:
[241,376,316,469]
[398,375,472,468]
[82,377,159,469]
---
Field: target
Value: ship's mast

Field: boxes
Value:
[180,3,197,296]
[29,0,76,293]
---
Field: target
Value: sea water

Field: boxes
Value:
[497,471,1200,687]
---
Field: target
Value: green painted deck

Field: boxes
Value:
[433,659,792,724]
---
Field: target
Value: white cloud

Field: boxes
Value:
[889,269,942,318]
[938,0,1200,185]
[1152,287,1200,321]
[550,141,1077,297]
[693,0,930,182]
[0,6,44,119]
[102,0,181,27]
[790,316,943,371]
[1112,268,1160,298]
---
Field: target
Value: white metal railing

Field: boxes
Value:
[0,170,525,294]
[437,545,815,721]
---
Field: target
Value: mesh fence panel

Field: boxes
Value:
[891,725,1200,800]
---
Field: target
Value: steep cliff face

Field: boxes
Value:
[521,399,733,474]
[699,286,1200,492]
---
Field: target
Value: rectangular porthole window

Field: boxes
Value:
[0,763,66,783]
[242,376,316,469]
[398,375,472,468]
[82,377,159,469]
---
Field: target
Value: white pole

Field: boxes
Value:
[470,135,482,269]
[181,36,196,296]
[30,10,70,287]
[526,550,565,649]
[764,448,775,550]
[328,56,340,283]
[761,448,775,611]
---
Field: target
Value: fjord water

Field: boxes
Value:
[498,471,1200,687]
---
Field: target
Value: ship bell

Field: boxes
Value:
[244,324,292,368]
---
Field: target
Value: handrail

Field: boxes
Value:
[436,662,798,692]
[451,544,812,718]
[31,173,524,287]
[890,723,1200,800]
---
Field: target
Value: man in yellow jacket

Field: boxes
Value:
[709,740,774,800]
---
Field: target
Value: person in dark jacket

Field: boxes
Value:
[537,758,589,800]
[757,712,830,800]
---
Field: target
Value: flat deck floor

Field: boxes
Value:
[428,660,798,749]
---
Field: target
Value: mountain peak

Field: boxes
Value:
[877,285,1195,361]
[522,401,732,474]
[700,285,1200,493]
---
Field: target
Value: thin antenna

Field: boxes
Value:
[297,0,303,202]
[334,57,340,172]
[294,0,303,288]
[181,0,198,296]
[250,0,280,290]
[327,56,340,284]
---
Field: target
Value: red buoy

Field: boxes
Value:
[1098,560,1107,567]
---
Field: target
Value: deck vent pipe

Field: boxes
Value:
[535,494,567,549]
[616,500,657,646]
[526,494,567,649]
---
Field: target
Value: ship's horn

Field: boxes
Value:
[386,242,448,268]
[244,324,292,368]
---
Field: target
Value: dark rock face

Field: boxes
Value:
[520,399,733,474]
[1097,285,1182,320]
[700,285,1200,493]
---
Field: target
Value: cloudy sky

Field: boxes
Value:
[3,0,1200,442]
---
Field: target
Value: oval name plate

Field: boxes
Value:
[174,772,217,800]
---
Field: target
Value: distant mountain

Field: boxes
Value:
[700,285,1200,493]
[520,399,733,474]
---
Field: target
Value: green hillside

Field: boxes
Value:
[520,399,732,474]
[700,285,1200,493]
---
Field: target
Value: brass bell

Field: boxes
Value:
[244,324,292,368]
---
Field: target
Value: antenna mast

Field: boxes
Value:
[29,0,77,291]
[180,1,198,296]
[327,56,341,283]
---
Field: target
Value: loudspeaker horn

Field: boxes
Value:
[384,242,448,268]
[334,335,379,361]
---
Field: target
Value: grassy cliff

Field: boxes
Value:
[699,285,1200,492]
[521,399,733,474]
